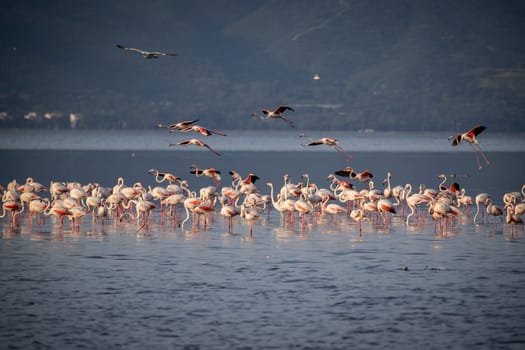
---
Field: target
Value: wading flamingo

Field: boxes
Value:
[474,193,491,225]
[220,204,241,235]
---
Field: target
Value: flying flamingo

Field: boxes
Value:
[300,135,352,161]
[190,166,222,188]
[156,119,199,131]
[116,44,177,59]
[174,125,227,137]
[335,167,373,183]
[169,139,221,156]
[147,169,183,184]
[251,105,295,127]
[448,125,490,170]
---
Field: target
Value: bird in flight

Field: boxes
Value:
[172,125,227,137]
[334,167,373,183]
[300,135,352,161]
[169,139,221,156]
[448,125,490,170]
[156,119,199,132]
[251,105,295,128]
[116,44,178,59]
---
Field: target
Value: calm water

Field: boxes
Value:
[1,130,525,349]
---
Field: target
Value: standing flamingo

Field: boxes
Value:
[350,208,367,235]
[448,125,490,170]
[486,198,503,227]
[474,193,491,225]
[220,204,241,235]
[241,205,261,237]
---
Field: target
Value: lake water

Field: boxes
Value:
[1,129,525,349]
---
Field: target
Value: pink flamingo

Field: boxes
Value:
[174,125,227,136]
[221,204,241,235]
[156,119,199,131]
[190,166,222,188]
[170,138,221,156]
[448,125,490,170]
[300,135,352,161]
[251,105,295,127]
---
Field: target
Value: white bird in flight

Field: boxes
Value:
[116,44,178,59]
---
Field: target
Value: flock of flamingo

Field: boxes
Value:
[1,44,516,239]
[1,161,523,239]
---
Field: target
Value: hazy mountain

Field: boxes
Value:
[0,0,524,131]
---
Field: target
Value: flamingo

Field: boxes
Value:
[334,167,373,183]
[69,207,89,231]
[457,188,473,214]
[300,135,352,161]
[174,125,227,136]
[474,193,491,225]
[220,204,241,235]
[428,200,453,234]
[448,125,490,170]
[28,198,49,229]
[484,197,503,226]
[116,44,177,59]
[0,200,22,227]
[169,139,221,156]
[505,203,524,236]
[405,184,430,225]
[377,198,396,227]
[147,169,182,184]
[251,105,295,127]
[181,195,202,231]
[265,182,289,222]
[350,208,368,235]
[44,202,72,229]
[190,166,221,188]
[121,199,157,232]
[241,205,261,237]
[156,119,199,131]
[322,201,347,226]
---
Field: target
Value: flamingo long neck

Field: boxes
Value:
[404,184,412,198]
[439,176,447,189]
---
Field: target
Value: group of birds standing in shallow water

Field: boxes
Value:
[1,166,523,239]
